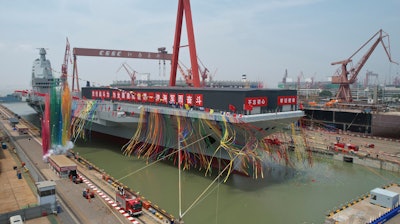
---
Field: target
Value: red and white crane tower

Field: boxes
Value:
[331,29,398,102]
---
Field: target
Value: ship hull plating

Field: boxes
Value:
[74,101,304,169]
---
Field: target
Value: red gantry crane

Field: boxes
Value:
[71,48,172,93]
[331,29,398,102]
[169,0,201,87]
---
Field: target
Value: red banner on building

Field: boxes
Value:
[91,90,203,107]
[277,96,297,105]
[244,97,268,107]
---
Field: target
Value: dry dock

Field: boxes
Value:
[2,102,399,223]
[304,128,400,172]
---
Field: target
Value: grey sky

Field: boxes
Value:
[0,0,399,95]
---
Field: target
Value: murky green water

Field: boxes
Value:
[5,102,400,224]
[72,131,399,224]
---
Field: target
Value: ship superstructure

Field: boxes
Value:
[27,48,61,113]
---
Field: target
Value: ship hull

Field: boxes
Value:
[27,99,45,114]
[71,99,304,176]
[371,113,400,139]
[85,104,303,143]
[303,108,400,139]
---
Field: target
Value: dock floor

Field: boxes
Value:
[326,184,400,224]
[305,128,400,164]
[0,133,53,223]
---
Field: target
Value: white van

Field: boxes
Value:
[9,215,24,224]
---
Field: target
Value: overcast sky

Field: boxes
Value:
[0,0,399,95]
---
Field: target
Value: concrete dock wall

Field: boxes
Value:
[332,153,400,172]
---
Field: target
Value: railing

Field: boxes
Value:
[0,203,54,224]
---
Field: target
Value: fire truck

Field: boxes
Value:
[115,187,143,216]
[331,142,359,152]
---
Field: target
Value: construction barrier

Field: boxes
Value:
[368,205,400,224]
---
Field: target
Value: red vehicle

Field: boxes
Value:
[69,170,83,184]
[116,188,143,216]
[83,188,95,198]
[333,143,359,152]
[365,143,375,148]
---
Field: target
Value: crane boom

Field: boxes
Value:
[331,29,398,102]
[177,62,193,86]
[197,57,209,87]
[117,63,137,87]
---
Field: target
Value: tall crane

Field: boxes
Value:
[331,29,398,102]
[61,38,71,84]
[177,61,193,86]
[364,70,379,88]
[282,69,288,88]
[197,57,209,87]
[117,62,137,87]
[297,71,304,90]
[169,0,201,87]
[176,57,209,87]
[394,76,400,86]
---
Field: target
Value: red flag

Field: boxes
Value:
[229,104,236,112]
[244,104,253,111]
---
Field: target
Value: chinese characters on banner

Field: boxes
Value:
[90,90,295,110]
[91,90,204,107]
[244,97,268,107]
[277,95,297,105]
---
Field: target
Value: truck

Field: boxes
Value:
[115,187,143,216]
[68,170,83,184]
